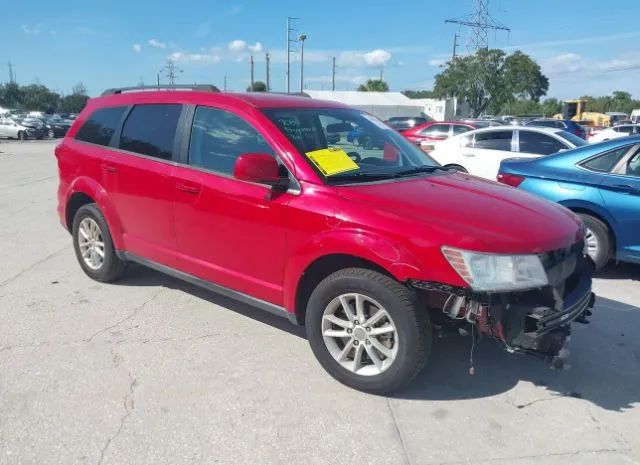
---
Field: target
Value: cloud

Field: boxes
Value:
[248,42,263,53]
[337,49,392,68]
[540,51,640,78]
[132,43,142,53]
[168,51,221,64]
[228,40,247,52]
[148,39,167,49]
[508,31,640,51]
[20,23,43,34]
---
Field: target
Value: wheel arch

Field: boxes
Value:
[561,202,617,256]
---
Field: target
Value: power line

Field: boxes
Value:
[445,0,509,52]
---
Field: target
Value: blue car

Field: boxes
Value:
[498,136,640,270]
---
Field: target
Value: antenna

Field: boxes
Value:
[445,0,509,52]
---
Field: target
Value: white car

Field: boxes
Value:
[0,117,36,140]
[429,126,587,180]
[588,124,640,143]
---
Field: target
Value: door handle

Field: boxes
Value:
[175,183,201,194]
[611,184,639,194]
[101,163,117,173]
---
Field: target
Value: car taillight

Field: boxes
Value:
[497,173,524,187]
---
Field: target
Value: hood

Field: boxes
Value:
[334,172,582,254]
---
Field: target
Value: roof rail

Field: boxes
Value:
[101,84,220,96]
[264,91,311,98]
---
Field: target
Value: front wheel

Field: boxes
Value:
[48,129,54,138]
[305,268,431,394]
[18,131,26,141]
[579,214,611,271]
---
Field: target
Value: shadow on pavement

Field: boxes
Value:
[115,264,639,411]
[595,261,640,281]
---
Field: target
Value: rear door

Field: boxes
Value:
[517,130,569,157]
[598,146,640,260]
[108,103,184,265]
[462,129,515,179]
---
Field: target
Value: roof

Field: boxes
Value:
[304,90,421,107]
[92,90,350,110]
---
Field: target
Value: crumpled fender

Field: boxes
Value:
[282,227,423,312]
[66,176,125,250]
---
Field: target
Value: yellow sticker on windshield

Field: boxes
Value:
[306,147,359,176]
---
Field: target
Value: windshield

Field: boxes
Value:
[558,131,588,147]
[263,108,441,184]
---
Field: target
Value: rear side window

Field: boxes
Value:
[75,106,127,146]
[452,125,471,135]
[581,146,630,172]
[474,131,513,151]
[519,131,566,155]
[119,104,182,160]
[420,124,449,137]
[188,107,274,175]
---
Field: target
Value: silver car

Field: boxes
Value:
[0,117,38,140]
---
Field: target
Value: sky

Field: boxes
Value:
[1,0,639,99]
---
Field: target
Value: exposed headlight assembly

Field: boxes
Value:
[442,246,548,292]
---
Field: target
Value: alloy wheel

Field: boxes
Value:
[585,227,599,261]
[322,293,399,376]
[78,217,105,270]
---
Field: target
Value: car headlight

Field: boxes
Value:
[442,246,548,292]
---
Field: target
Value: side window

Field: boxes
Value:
[626,152,640,177]
[519,131,565,155]
[474,131,513,151]
[581,146,629,172]
[452,125,471,135]
[75,106,127,146]
[420,124,449,137]
[119,104,182,160]
[188,107,275,175]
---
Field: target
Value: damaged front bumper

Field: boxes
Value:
[411,242,596,365]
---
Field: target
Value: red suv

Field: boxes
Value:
[56,86,595,393]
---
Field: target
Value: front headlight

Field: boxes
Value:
[442,246,548,292]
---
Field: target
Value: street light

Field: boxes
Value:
[298,34,307,93]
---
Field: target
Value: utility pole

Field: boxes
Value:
[265,52,270,91]
[298,34,306,93]
[250,55,255,91]
[8,61,15,83]
[445,0,509,52]
[286,17,299,93]
[163,59,183,86]
[223,76,228,91]
[331,57,336,91]
[379,68,383,81]
[452,33,460,59]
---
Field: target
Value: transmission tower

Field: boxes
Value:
[445,0,509,52]
[162,59,183,86]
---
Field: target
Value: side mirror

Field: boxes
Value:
[234,153,282,186]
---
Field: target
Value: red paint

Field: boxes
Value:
[56,90,583,318]
[233,153,281,184]
[401,121,477,145]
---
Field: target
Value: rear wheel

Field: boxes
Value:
[579,214,611,271]
[305,268,431,394]
[48,129,54,138]
[445,164,468,173]
[72,204,127,282]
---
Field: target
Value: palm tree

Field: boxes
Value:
[357,79,389,92]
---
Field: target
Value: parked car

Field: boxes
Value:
[384,116,430,131]
[429,126,587,179]
[42,115,73,138]
[498,137,640,270]
[0,117,40,140]
[460,119,502,128]
[346,126,384,149]
[56,86,595,393]
[525,118,587,139]
[588,124,640,143]
[400,121,477,148]
[13,117,45,139]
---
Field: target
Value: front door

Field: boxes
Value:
[462,129,515,179]
[171,106,290,305]
[599,147,640,261]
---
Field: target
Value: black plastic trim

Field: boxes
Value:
[116,251,300,325]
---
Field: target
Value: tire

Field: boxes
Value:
[305,268,431,394]
[72,203,127,282]
[48,129,54,138]
[18,131,26,141]
[445,164,468,173]
[579,214,611,271]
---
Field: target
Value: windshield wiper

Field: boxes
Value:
[327,171,397,183]
[392,165,452,177]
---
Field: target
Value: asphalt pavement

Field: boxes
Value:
[1,139,639,465]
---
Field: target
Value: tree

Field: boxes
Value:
[0,82,24,108]
[59,94,89,113]
[541,98,562,117]
[72,82,88,96]
[357,79,389,92]
[246,81,267,92]
[20,84,60,112]
[434,49,549,117]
